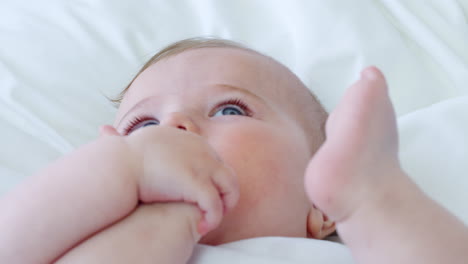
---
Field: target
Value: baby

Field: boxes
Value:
[1,37,467,264]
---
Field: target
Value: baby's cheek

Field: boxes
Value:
[217,129,302,182]
[208,122,309,188]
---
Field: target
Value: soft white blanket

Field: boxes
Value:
[0,1,467,263]
[190,237,353,264]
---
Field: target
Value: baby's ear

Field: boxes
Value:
[307,205,336,239]
[99,125,121,137]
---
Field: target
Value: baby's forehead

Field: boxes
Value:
[133,48,305,104]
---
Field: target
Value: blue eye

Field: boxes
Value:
[123,116,159,135]
[213,105,245,117]
[212,99,251,117]
[140,120,160,127]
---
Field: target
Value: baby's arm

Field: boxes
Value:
[55,203,202,264]
[0,126,237,264]
[0,136,140,264]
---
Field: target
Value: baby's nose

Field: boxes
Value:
[163,112,200,134]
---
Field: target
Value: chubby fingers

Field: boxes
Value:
[189,165,239,236]
[212,164,239,214]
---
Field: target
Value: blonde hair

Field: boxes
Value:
[110,37,328,152]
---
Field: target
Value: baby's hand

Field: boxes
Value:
[123,126,239,235]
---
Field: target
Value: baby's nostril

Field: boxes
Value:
[177,125,187,130]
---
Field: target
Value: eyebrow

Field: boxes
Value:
[116,84,266,128]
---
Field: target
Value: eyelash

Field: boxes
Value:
[122,98,252,135]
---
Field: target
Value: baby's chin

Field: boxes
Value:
[198,234,229,246]
[198,225,244,245]
[198,220,262,245]
[199,230,308,246]
[198,221,307,245]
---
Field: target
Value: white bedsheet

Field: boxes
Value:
[190,237,353,264]
[1,0,467,263]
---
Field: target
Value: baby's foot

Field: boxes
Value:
[304,66,401,223]
[305,66,468,264]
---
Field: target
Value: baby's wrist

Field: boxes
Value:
[120,136,144,182]
[121,132,158,203]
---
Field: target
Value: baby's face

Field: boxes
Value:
[114,48,317,244]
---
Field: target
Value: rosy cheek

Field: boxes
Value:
[207,122,308,189]
[212,128,269,165]
[213,128,288,181]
